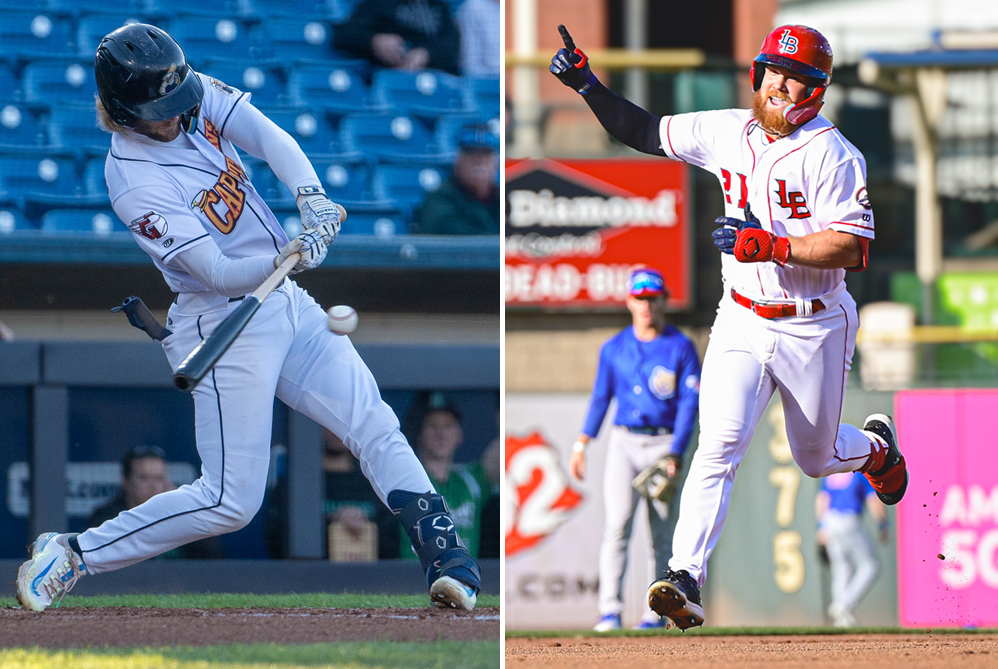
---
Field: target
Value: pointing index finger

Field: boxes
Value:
[558,25,576,52]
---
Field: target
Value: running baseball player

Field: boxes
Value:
[571,267,700,631]
[15,23,480,612]
[817,471,888,627]
[552,24,908,629]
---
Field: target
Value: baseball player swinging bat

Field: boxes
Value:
[173,205,346,392]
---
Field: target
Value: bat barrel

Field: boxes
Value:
[171,296,262,392]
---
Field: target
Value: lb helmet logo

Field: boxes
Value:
[649,366,677,399]
[128,211,168,240]
[504,432,583,556]
[777,29,799,55]
[160,64,180,95]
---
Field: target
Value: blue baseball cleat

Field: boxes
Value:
[15,533,86,612]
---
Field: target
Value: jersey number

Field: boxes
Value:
[721,169,748,209]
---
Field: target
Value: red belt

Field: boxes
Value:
[730,288,825,319]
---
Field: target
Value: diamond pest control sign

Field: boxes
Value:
[505,158,692,310]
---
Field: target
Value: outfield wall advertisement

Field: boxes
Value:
[504,159,692,310]
[896,389,998,627]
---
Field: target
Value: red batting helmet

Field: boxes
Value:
[749,25,833,126]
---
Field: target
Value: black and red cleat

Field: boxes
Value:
[861,414,908,506]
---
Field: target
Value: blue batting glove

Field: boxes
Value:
[550,25,597,94]
[712,208,762,255]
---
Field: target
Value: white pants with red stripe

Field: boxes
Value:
[77,280,433,573]
[669,291,875,586]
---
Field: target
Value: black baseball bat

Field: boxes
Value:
[172,252,299,392]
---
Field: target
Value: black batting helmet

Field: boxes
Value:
[95,23,203,135]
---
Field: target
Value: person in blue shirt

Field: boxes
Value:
[569,266,701,631]
[816,471,889,627]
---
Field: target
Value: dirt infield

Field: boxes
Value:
[506,634,998,669]
[0,606,500,648]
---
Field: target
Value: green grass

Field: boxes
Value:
[0,641,499,668]
[0,593,500,609]
[505,626,998,637]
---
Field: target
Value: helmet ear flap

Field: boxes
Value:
[749,61,762,92]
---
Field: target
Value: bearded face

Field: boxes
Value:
[752,87,799,138]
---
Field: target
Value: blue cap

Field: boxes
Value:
[457,122,498,153]
[628,268,667,297]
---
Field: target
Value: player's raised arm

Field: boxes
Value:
[222,102,342,245]
[550,25,665,156]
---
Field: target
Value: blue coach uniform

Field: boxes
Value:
[580,268,700,629]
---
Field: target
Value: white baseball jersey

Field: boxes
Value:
[656,110,881,590]
[106,73,289,295]
[660,110,873,301]
[77,74,437,574]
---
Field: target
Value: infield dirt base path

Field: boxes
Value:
[0,606,500,647]
[506,634,998,669]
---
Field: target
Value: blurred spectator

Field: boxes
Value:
[88,446,225,559]
[396,392,497,559]
[335,0,461,75]
[816,471,889,627]
[321,428,397,561]
[414,123,499,235]
[0,321,13,341]
[457,0,500,77]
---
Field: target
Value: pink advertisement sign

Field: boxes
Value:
[896,389,998,627]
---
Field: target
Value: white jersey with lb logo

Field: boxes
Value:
[659,109,873,301]
[105,72,289,295]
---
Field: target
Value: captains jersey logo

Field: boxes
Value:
[777,29,799,55]
[160,64,181,95]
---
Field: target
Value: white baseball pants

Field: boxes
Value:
[598,427,675,618]
[77,281,433,573]
[670,292,874,586]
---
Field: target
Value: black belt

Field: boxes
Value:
[228,296,245,303]
[625,426,672,435]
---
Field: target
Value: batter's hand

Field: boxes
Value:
[712,207,762,255]
[297,186,341,245]
[550,25,597,94]
[276,229,327,274]
[569,450,586,481]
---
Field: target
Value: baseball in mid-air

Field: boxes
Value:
[327,305,358,335]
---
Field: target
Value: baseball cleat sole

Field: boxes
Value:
[430,576,477,611]
[863,414,908,506]
[648,581,704,630]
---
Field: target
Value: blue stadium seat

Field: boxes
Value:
[0,12,76,59]
[169,17,261,64]
[41,208,125,235]
[0,0,56,11]
[23,60,98,107]
[146,0,241,18]
[0,156,79,197]
[0,104,47,149]
[52,0,147,13]
[258,107,338,154]
[435,114,499,156]
[287,64,376,114]
[372,163,446,217]
[261,17,334,62]
[0,207,36,233]
[465,77,499,115]
[76,15,155,59]
[239,0,327,17]
[84,157,108,197]
[48,104,111,155]
[0,64,24,104]
[340,206,407,236]
[340,114,442,161]
[200,63,287,107]
[324,0,361,23]
[243,159,296,209]
[373,70,467,118]
[311,156,370,200]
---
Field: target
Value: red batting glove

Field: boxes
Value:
[733,228,791,266]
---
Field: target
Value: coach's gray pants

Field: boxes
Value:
[598,426,676,618]
[825,509,880,613]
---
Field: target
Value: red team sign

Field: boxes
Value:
[505,158,692,309]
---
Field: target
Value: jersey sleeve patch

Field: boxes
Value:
[209,78,237,95]
[127,211,168,240]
